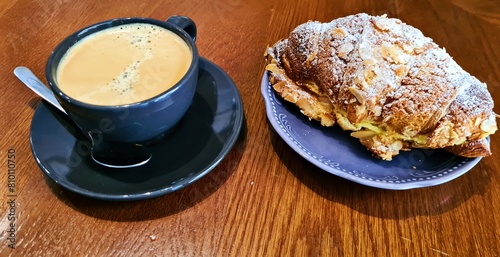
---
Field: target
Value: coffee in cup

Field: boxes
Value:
[56,23,192,106]
[46,16,199,143]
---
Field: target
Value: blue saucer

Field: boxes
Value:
[30,58,244,200]
[261,71,482,190]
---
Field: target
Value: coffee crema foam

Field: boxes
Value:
[56,23,192,106]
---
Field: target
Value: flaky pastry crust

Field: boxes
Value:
[265,13,497,160]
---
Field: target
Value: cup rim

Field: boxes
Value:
[45,17,199,110]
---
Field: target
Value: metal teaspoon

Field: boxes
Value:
[14,66,152,169]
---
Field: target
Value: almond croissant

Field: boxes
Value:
[265,13,497,160]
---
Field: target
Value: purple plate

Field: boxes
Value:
[261,72,482,190]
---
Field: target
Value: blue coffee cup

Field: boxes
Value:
[45,16,199,144]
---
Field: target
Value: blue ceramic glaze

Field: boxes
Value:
[46,16,199,143]
[31,58,244,200]
[261,71,483,190]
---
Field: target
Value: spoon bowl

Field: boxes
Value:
[14,66,152,169]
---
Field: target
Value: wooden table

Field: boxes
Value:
[1,0,499,256]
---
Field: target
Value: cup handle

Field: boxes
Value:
[166,16,197,42]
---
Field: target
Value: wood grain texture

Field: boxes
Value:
[1,0,499,256]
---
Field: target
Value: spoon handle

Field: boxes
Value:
[14,67,67,114]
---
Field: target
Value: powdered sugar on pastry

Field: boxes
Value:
[265,13,497,160]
